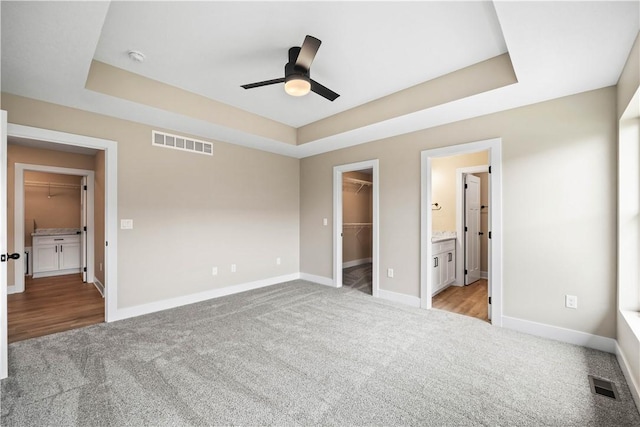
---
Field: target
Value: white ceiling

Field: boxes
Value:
[1,1,639,158]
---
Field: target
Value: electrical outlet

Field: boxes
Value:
[565,295,578,309]
[120,219,133,229]
[387,268,394,278]
[99,263,103,272]
[231,264,236,273]
[276,257,281,265]
[323,218,328,226]
[212,267,218,276]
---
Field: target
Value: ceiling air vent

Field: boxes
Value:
[152,131,213,156]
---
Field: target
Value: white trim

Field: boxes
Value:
[14,163,94,293]
[420,138,503,327]
[93,277,105,298]
[378,289,421,308]
[480,270,488,279]
[333,160,379,297]
[300,272,335,287]
[111,273,301,322]
[342,257,372,269]
[6,124,118,323]
[502,315,616,353]
[456,165,489,287]
[616,341,640,411]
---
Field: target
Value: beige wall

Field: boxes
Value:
[301,87,617,338]
[431,151,488,232]
[6,144,96,284]
[3,93,301,309]
[24,171,82,246]
[94,150,105,285]
[342,171,372,264]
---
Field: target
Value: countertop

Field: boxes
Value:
[31,228,82,237]
[432,231,456,243]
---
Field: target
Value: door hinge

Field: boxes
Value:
[105,241,108,246]
[83,185,87,190]
[488,231,492,239]
[465,269,468,275]
[465,226,468,232]
[489,166,492,174]
[84,226,87,232]
[464,183,468,189]
[489,296,492,304]
[83,267,87,272]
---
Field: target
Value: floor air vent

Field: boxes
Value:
[588,375,619,400]
[152,131,213,156]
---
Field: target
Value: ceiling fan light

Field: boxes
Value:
[284,76,311,97]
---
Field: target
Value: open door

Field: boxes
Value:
[80,176,87,282]
[464,174,481,285]
[1,111,9,378]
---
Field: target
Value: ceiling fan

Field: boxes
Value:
[241,35,340,101]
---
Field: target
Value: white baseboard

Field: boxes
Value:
[93,277,105,298]
[342,258,372,269]
[7,285,18,295]
[378,289,421,308]
[299,273,335,287]
[616,341,640,412]
[110,273,301,322]
[480,270,488,279]
[501,316,616,353]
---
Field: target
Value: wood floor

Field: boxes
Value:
[8,274,104,343]
[432,279,489,322]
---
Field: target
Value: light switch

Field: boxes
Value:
[120,219,133,229]
[323,218,328,226]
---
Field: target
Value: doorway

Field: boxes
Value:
[1,122,118,379]
[420,138,503,326]
[341,169,373,294]
[333,160,379,297]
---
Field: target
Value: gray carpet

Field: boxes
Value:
[343,263,372,295]
[2,280,639,426]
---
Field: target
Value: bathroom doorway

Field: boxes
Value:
[420,138,503,325]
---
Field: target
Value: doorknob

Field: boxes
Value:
[0,253,21,262]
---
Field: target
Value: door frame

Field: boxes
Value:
[420,138,503,326]
[333,159,379,296]
[2,123,118,379]
[456,165,489,286]
[1,111,8,379]
[12,163,95,293]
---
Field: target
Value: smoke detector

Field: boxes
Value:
[127,50,145,63]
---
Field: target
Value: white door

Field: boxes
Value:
[80,176,87,282]
[465,174,481,285]
[1,111,8,378]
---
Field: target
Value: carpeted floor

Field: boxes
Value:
[2,280,639,426]
[343,263,372,295]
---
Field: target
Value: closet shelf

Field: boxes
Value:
[343,222,372,237]
[25,180,81,190]
[343,177,372,194]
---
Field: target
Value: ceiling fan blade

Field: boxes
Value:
[241,78,285,90]
[295,35,321,71]
[310,79,340,101]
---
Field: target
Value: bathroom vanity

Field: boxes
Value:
[432,233,456,295]
[32,228,82,278]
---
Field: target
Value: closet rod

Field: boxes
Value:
[25,180,81,190]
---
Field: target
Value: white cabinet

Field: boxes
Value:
[32,234,81,278]
[432,239,456,295]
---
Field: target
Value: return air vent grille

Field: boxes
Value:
[152,131,213,156]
